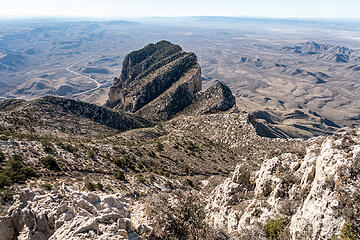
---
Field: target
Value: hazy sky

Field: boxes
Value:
[0,0,359,19]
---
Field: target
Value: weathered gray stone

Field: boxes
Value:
[0,216,14,240]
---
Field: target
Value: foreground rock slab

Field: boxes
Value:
[1,185,144,240]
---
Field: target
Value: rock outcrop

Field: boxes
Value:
[205,129,360,239]
[183,81,236,115]
[106,40,202,120]
[0,185,143,240]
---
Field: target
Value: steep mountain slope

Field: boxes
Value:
[206,129,360,239]
[0,41,359,240]
[0,96,150,138]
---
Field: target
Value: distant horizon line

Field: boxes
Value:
[0,15,359,21]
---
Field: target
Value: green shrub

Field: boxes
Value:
[158,169,170,177]
[0,173,11,189]
[135,150,143,157]
[0,154,36,189]
[145,192,228,239]
[116,148,126,155]
[11,154,23,162]
[137,174,146,183]
[115,171,126,181]
[87,149,96,159]
[136,162,145,171]
[147,151,156,158]
[165,180,173,189]
[113,155,135,170]
[40,156,60,171]
[264,219,283,240]
[187,141,199,152]
[0,150,5,162]
[184,166,191,175]
[84,180,103,191]
[96,182,104,191]
[41,141,55,154]
[85,181,97,191]
[149,175,156,184]
[341,223,360,240]
[0,188,14,202]
[56,141,77,153]
[156,142,164,152]
[40,183,52,191]
[185,178,194,187]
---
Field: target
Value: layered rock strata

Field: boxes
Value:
[106,41,202,120]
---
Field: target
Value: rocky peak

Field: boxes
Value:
[106,40,202,119]
[301,41,330,52]
[183,80,236,115]
[113,41,182,87]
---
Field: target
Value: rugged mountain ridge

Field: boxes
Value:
[0,41,359,240]
[106,41,203,120]
[0,96,150,138]
[282,41,359,63]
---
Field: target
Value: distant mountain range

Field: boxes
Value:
[282,41,360,63]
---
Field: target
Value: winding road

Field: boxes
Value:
[0,51,6,59]
[0,51,11,69]
[65,56,102,96]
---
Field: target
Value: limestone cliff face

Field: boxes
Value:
[106,41,202,120]
[205,129,360,239]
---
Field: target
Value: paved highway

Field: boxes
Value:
[65,56,102,96]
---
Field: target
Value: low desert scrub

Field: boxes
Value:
[40,156,60,171]
[41,141,55,153]
[144,191,228,240]
[84,180,103,191]
[340,223,360,240]
[113,155,136,170]
[56,141,78,153]
[136,174,146,183]
[0,188,14,202]
[0,150,5,162]
[155,142,164,152]
[40,183,53,191]
[0,154,36,189]
[115,170,126,181]
[264,219,283,240]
